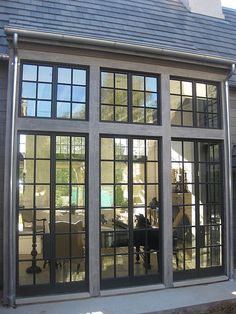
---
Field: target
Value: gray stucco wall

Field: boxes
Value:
[0,61,8,289]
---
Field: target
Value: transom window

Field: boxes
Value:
[100,70,160,124]
[170,78,220,128]
[20,63,88,120]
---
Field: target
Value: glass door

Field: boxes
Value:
[17,133,88,295]
[100,136,161,288]
[171,140,224,280]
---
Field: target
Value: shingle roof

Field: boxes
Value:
[1,0,236,63]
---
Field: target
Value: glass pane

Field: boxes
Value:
[133,139,145,160]
[171,95,181,110]
[132,75,144,90]
[147,140,158,161]
[197,83,206,97]
[133,185,145,206]
[71,185,85,207]
[19,261,34,285]
[58,68,71,84]
[183,112,193,127]
[72,86,86,102]
[21,99,36,116]
[19,185,34,208]
[56,235,70,257]
[146,77,157,92]
[101,161,114,183]
[73,69,86,85]
[101,88,114,104]
[101,138,114,160]
[115,138,128,160]
[115,162,128,183]
[146,92,157,108]
[18,210,33,234]
[147,162,158,183]
[36,136,51,158]
[132,91,144,107]
[23,64,37,81]
[184,142,194,162]
[56,136,70,159]
[207,85,217,98]
[115,106,128,122]
[56,161,70,183]
[115,185,128,206]
[71,161,85,184]
[19,160,34,183]
[36,160,50,183]
[182,97,192,111]
[56,185,70,208]
[38,66,52,82]
[72,103,85,119]
[146,109,157,124]
[101,185,114,207]
[197,98,207,112]
[72,137,85,160]
[171,141,182,161]
[170,80,180,94]
[57,85,71,101]
[101,72,114,88]
[101,256,114,279]
[133,107,144,123]
[171,111,181,125]
[57,102,70,119]
[35,185,50,208]
[38,83,52,99]
[115,90,127,106]
[133,163,145,183]
[115,73,127,89]
[22,82,36,98]
[37,101,51,117]
[182,81,192,96]
[101,105,114,121]
[147,184,159,204]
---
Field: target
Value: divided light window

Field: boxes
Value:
[20,63,88,120]
[170,78,221,128]
[100,70,160,124]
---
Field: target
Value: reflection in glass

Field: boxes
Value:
[23,64,37,81]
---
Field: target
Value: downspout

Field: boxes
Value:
[225,64,236,280]
[4,33,18,307]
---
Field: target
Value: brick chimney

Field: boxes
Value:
[181,0,225,19]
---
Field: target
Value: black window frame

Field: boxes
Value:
[100,68,161,125]
[171,139,225,281]
[19,61,89,121]
[16,131,89,297]
[170,77,222,129]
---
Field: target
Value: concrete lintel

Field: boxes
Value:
[171,127,225,140]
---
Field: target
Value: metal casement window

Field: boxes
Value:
[170,78,221,129]
[19,62,89,120]
[100,69,160,125]
[171,139,224,280]
[100,135,162,288]
[16,132,88,296]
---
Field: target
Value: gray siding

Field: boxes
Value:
[230,88,236,267]
[0,61,8,289]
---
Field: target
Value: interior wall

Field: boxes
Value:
[0,61,8,289]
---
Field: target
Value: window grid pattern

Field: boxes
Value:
[100,137,160,282]
[170,79,220,129]
[20,63,88,120]
[100,70,159,124]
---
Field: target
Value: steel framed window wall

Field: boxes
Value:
[100,69,160,124]
[16,132,89,296]
[171,139,224,281]
[19,62,89,120]
[170,77,221,129]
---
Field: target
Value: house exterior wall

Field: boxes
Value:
[230,88,236,268]
[0,61,8,289]
[1,42,232,302]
